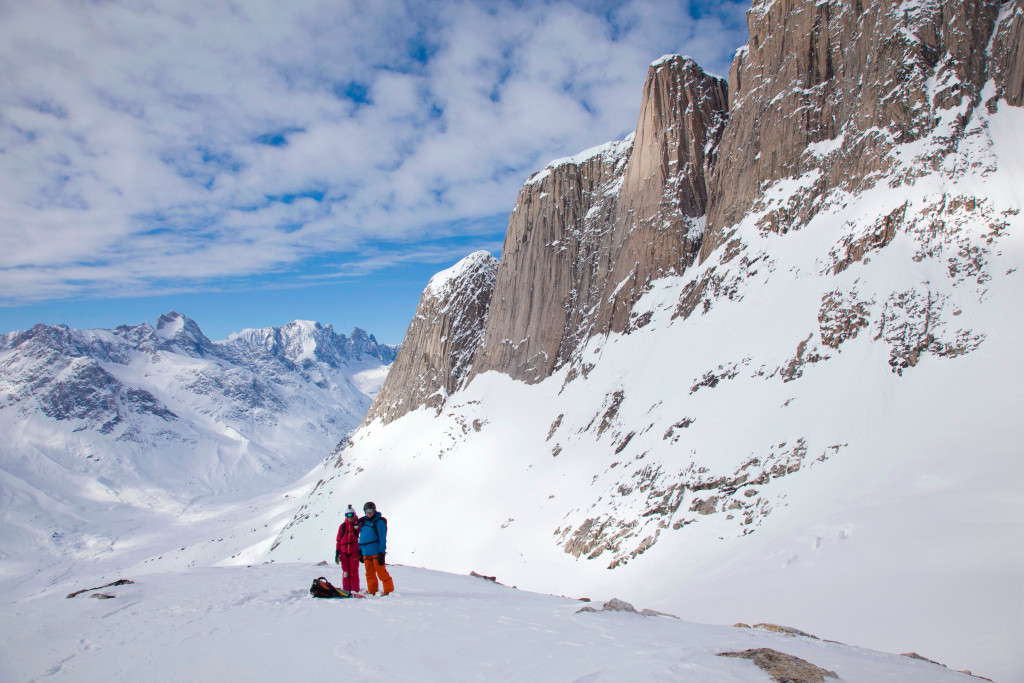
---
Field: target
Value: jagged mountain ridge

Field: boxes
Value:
[271,1,1023,679]
[0,312,397,572]
[0,312,397,447]
[365,55,730,425]
[470,56,728,387]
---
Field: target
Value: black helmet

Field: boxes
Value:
[363,501,376,513]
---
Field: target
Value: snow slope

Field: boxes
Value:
[266,74,1024,683]
[0,562,990,682]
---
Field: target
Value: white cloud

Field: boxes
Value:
[0,0,750,303]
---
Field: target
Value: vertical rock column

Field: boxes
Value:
[599,56,728,336]
[992,0,1024,107]
[469,56,728,385]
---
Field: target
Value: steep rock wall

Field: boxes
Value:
[363,251,497,426]
[992,0,1024,107]
[468,57,727,384]
[466,138,632,384]
[369,0,1023,409]
[602,56,728,337]
[700,0,1003,260]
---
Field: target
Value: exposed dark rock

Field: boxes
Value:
[874,288,985,375]
[901,652,994,681]
[749,623,821,640]
[990,1,1024,107]
[780,334,829,383]
[66,578,134,599]
[717,648,838,683]
[818,289,873,349]
[576,597,678,618]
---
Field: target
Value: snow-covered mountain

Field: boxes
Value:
[0,311,396,584]
[268,1,1024,680]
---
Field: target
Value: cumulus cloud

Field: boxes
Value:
[0,0,749,303]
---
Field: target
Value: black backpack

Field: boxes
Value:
[309,576,352,599]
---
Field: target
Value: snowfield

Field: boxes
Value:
[0,562,991,682]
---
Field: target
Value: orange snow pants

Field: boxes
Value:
[363,556,394,595]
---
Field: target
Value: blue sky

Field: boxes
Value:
[0,0,750,345]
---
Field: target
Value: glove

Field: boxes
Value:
[378,553,385,567]
[334,551,341,564]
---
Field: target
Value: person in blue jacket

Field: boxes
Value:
[359,501,394,596]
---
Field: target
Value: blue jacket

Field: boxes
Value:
[358,512,387,556]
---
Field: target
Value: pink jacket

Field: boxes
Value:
[336,517,361,555]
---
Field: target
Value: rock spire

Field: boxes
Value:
[466,56,728,385]
[362,251,498,426]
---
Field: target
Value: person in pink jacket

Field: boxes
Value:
[334,505,362,592]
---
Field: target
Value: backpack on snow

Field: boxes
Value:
[309,576,352,599]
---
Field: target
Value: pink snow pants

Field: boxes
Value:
[339,552,361,592]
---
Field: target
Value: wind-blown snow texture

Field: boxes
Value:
[270,3,1024,681]
[0,563,989,682]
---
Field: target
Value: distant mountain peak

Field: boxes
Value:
[155,310,186,333]
[153,311,214,357]
[0,312,399,524]
[223,319,397,367]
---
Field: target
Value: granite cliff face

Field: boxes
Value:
[701,0,1006,259]
[362,0,1021,407]
[364,251,497,426]
[465,56,728,385]
[362,55,732,425]
[992,0,1024,106]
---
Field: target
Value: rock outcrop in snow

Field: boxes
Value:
[717,648,838,683]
